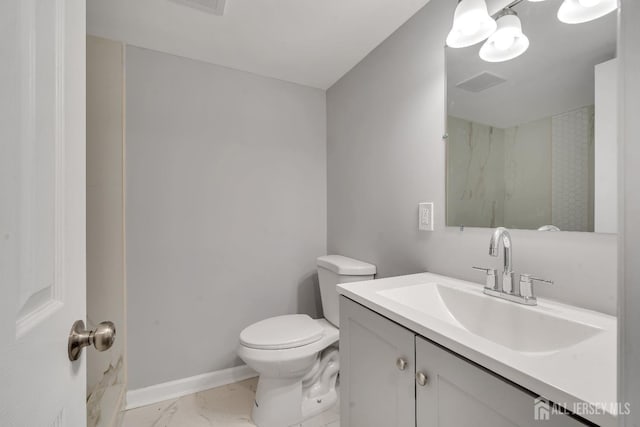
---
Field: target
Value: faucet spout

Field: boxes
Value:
[489,227,514,294]
[489,227,512,272]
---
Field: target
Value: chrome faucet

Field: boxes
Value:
[489,227,514,294]
[473,227,554,306]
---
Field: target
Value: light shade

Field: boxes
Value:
[557,0,617,24]
[479,11,530,62]
[446,0,497,48]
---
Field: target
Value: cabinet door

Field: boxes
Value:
[340,297,416,427]
[415,337,588,427]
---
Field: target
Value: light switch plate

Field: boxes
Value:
[419,202,434,231]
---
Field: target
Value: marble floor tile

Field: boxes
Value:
[121,378,340,427]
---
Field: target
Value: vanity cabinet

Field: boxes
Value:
[339,294,415,427]
[340,296,589,427]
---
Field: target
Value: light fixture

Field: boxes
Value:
[479,9,530,62]
[446,0,497,48]
[557,0,617,24]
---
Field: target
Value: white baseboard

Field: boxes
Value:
[125,365,257,410]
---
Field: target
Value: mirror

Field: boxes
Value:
[445,0,617,232]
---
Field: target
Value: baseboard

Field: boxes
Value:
[125,365,257,410]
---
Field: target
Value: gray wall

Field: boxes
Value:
[126,46,326,389]
[327,0,617,315]
[619,0,640,424]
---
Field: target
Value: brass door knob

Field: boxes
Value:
[68,320,116,361]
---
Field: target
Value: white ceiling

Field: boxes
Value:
[87,0,429,89]
[447,0,617,128]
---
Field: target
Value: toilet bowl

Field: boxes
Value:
[237,255,376,427]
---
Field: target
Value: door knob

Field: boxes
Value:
[68,320,116,361]
[396,357,408,371]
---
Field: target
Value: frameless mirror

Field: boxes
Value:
[445,0,617,233]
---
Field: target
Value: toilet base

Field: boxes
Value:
[301,386,338,421]
[251,348,339,427]
[252,376,338,427]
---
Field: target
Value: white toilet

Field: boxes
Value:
[237,255,376,427]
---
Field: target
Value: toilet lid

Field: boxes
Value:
[240,314,324,350]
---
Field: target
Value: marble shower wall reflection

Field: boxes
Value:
[446,116,506,228]
[503,117,552,229]
[446,106,594,231]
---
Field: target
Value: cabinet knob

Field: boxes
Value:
[416,371,428,386]
[396,357,408,371]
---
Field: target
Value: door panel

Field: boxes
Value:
[415,337,586,427]
[15,0,62,338]
[1,0,86,425]
[340,297,415,427]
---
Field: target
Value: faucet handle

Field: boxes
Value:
[519,274,553,299]
[472,266,498,291]
[472,266,495,273]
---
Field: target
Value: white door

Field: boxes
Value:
[0,0,87,426]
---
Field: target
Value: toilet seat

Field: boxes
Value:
[240,314,324,350]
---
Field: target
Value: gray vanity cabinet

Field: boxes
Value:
[339,295,416,427]
[340,296,588,427]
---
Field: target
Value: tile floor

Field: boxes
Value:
[121,377,340,427]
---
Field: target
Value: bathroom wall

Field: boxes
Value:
[126,46,326,389]
[86,36,127,426]
[619,0,640,422]
[327,0,617,315]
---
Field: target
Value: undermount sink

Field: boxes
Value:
[377,282,603,353]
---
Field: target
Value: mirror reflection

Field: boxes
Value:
[445,0,617,232]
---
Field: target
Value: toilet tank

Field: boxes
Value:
[317,255,376,327]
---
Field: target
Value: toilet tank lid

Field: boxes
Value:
[317,255,376,276]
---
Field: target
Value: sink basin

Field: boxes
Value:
[378,282,603,353]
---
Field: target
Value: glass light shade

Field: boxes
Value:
[446,0,497,48]
[479,13,530,62]
[557,0,617,24]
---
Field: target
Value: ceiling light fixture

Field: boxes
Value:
[446,0,497,48]
[557,0,617,24]
[479,9,530,62]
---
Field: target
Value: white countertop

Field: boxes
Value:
[337,272,617,427]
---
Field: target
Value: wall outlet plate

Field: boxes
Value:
[419,202,434,231]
